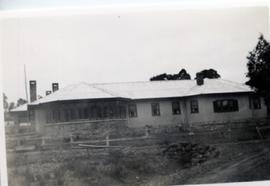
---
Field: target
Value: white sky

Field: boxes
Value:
[0,4,269,103]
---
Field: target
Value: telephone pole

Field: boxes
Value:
[24,64,29,103]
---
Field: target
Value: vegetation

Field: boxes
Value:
[3,93,9,112]
[195,69,221,79]
[150,68,221,81]
[150,68,191,81]
[16,98,27,107]
[246,34,270,115]
[2,93,27,112]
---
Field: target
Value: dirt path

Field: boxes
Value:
[185,149,270,184]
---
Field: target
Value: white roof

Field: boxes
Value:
[29,78,252,106]
[10,104,27,112]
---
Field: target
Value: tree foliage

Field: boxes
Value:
[3,93,8,112]
[178,69,192,80]
[3,93,28,112]
[150,69,191,81]
[8,102,15,111]
[245,34,270,115]
[16,98,27,107]
[195,69,221,79]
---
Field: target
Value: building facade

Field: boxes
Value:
[27,79,268,138]
[9,104,29,126]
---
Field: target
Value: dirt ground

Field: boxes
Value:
[6,138,270,186]
[151,140,270,186]
[185,142,270,184]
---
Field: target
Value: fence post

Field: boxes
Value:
[16,139,21,146]
[106,135,110,147]
[41,136,45,146]
[70,134,74,143]
[145,125,151,137]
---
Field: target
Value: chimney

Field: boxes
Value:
[29,80,37,102]
[52,83,59,92]
[196,73,204,86]
[46,90,52,96]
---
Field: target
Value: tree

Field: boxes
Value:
[150,73,167,81]
[245,34,270,115]
[150,68,191,81]
[195,69,221,79]
[16,98,27,107]
[3,93,8,112]
[178,69,191,80]
[8,102,15,111]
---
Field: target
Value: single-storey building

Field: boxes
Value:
[28,78,267,137]
[9,104,29,126]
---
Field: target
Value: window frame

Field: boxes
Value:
[64,109,71,122]
[83,108,90,119]
[128,103,138,118]
[46,110,53,123]
[213,99,239,113]
[52,110,61,122]
[172,101,181,115]
[151,102,160,116]
[190,100,199,113]
[29,110,35,123]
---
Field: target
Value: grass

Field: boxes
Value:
[7,125,270,186]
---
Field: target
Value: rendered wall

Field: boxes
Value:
[127,99,186,128]
[128,94,267,128]
[32,94,268,136]
[10,111,28,125]
[184,94,267,127]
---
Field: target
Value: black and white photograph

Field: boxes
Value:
[1,0,270,186]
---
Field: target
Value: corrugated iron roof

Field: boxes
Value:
[28,78,252,106]
[10,103,27,112]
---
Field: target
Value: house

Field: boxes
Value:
[27,78,267,138]
[8,81,57,128]
[9,104,29,126]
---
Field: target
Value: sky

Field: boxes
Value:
[1,0,265,10]
[0,2,269,103]
[0,0,191,10]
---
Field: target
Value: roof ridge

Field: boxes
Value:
[28,78,253,106]
[216,79,250,91]
[185,78,251,96]
[90,84,121,97]
[10,103,28,112]
[87,79,196,86]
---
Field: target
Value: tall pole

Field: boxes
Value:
[24,64,29,103]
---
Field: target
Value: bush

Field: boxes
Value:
[163,143,220,168]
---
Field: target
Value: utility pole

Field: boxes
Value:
[24,64,29,103]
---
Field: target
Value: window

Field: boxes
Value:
[46,110,52,123]
[151,103,160,116]
[108,106,114,118]
[70,109,76,120]
[128,103,137,118]
[103,106,108,118]
[249,96,261,110]
[64,109,71,121]
[190,100,199,113]
[29,110,35,122]
[52,110,61,122]
[83,108,89,119]
[119,105,126,118]
[213,99,239,113]
[172,101,181,115]
[78,108,85,119]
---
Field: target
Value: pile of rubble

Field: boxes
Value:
[162,143,220,167]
